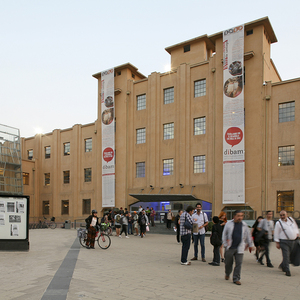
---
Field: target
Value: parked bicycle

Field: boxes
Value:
[38,216,57,229]
[77,227,111,249]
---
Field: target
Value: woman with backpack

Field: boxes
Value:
[114,211,122,237]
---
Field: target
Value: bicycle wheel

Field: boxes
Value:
[79,236,88,248]
[50,222,57,229]
[97,233,111,249]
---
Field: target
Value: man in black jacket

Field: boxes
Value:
[209,216,223,266]
[85,209,99,249]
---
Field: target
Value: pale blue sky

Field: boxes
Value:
[1,0,299,137]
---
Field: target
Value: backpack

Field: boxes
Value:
[116,214,121,224]
[210,231,222,247]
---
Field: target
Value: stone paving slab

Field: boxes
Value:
[0,229,299,300]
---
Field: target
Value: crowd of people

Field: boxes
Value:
[84,204,299,285]
[177,204,299,285]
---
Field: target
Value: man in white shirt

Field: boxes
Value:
[191,203,208,262]
[274,210,299,276]
[257,210,274,267]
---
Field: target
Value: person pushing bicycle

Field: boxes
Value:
[85,209,99,249]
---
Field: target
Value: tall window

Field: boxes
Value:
[163,123,174,140]
[45,146,51,159]
[44,173,50,185]
[136,128,146,144]
[194,79,206,97]
[64,142,70,156]
[136,162,145,178]
[279,101,295,123]
[84,168,92,182]
[278,146,295,166]
[42,201,50,215]
[277,191,294,212]
[164,87,174,104]
[28,149,33,160]
[63,170,70,184]
[83,199,91,215]
[194,117,206,135]
[194,155,206,173]
[85,138,92,152]
[61,200,69,215]
[163,159,174,176]
[137,94,146,110]
[23,173,29,185]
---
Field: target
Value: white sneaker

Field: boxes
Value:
[126,236,129,238]
[181,262,191,265]
[119,235,122,238]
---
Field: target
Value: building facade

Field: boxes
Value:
[22,17,300,222]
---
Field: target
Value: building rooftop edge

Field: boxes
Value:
[92,62,146,79]
[209,16,277,44]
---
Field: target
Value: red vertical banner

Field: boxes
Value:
[222,25,245,204]
[101,68,115,207]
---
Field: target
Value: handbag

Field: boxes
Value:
[290,238,300,266]
[184,213,192,230]
[146,225,150,232]
[255,229,267,244]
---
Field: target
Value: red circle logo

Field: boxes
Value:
[103,147,114,163]
[225,127,243,147]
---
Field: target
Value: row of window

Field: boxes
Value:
[42,199,91,215]
[39,168,92,186]
[23,144,295,186]
[27,138,92,160]
[136,117,206,144]
[41,190,294,216]
[137,79,206,110]
[136,156,206,178]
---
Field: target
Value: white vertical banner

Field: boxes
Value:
[101,68,115,207]
[222,25,245,204]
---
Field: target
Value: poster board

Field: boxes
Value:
[0,195,29,251]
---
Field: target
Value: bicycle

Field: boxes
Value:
[100,222,112,236]
[77,227,111,249]
[40,216,57,229]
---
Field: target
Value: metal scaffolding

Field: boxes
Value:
[0,124,23,195]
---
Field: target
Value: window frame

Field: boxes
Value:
[61,200,69,215]
[163,158,174,176]
[194,79,206,98]
[44,173,50,186]
[278,145,295,166]
[277,190,294,213]
[63,170,70,184]
[82,199,91,215]
[28,149,33,160]
[163,87,174,104]
[278,101,295,123]
[42,200,50,215]
[85,138,92,152]
[136,162,145,178]
[45,146,51,159]
[63,142,70,156]
[23,172,29,185]
[137,94,146,111]
[194,117,206,135]
[163,123,174,140]
[84,168,92,182]
[193,155,206,173]
[136,128,146,144]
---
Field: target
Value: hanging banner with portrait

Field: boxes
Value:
[222,25,245,204]
[101,67,115,207]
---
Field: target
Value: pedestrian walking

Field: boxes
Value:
[175,210,183,244]
[274,210,299,276]
[222,210,254,285]
[218,211,227,262]
[257,211,274,267]
[209,216,222,266]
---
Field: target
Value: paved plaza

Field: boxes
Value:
[0,229,299,300]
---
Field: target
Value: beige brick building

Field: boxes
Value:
[22,17,300,222]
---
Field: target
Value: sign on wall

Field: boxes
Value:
[222,25,245,204]
[101,68,115,207]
